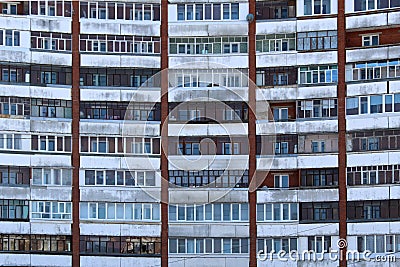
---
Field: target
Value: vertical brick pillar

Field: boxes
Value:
[248,0,257,266]
[71,1,81,267]
[337,0,348,266]
[160,0,169,266]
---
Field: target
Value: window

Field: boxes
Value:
[255,1,296,20]
[0,133,21,150]
[354,0,395,11]
[308,236,332,253]
[31,201,71,220]
[0,200,28,220]
[31,135,72,152]
[273,108,289,122]
[346,95,392,115]
[223,143,240,155]
[297,99,337,118]
[0,97,29,117]
[361,171,378,185]
[0,29,20,47]
[2,3,18,15]
[256,67,297,87]
[169,203,248,221]
[301,202,339,222]
[169,238,248,254]
[80,203,160,221]
[257,238,297,253]
[362,35,379,46]
[360,137,379,151]
[274,142,289,155]
[0,166,30,186]
[177,3,239,21]
[301,169,338,187]
[311,141,325,153]
[357,235,400,253]
[274,175,289,188]
[256,34,296,53]
[299,65,338,84]
[169,37,247,55]
[80,236,160,255]
[0,234,71,253]
[304,0,331,15]
[257,203,298,221]
[297,31,337,51]
[31,32,71,51]
[31,99,72,118]
[169,169,248,188]
[363,204,381,219]
[84,170,156,187]
[32,168,71,186]
[350,60,400,81]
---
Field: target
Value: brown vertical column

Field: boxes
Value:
[248,0,257,266]
[71,1,81,267]
[337,0,347,266]
[160,0,169,266]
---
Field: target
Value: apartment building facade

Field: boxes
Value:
[0,0,399,266]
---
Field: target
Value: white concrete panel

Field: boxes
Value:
[168,155,248,171]
[0,84,30,98]
[81,20,121,34]
[169,55,249,69]
[0,254,30,266]
[0,47,31,63]
[30,222,71,235]
[120,22,160,36]
[122,157,160,171]
[346,47,389,62]
[210,190,248,203]
[297,119,338,134]
[346,81,387,97]
[297,51,337,66]
[346,115,389,131]
[258,224,298,237]
[30,119,71,134]
[297,18,338,31]
[120,224,161,237]
[388,151,400,165]
[169,123,247,136]
[0,16,30,31]
[169,87,247,102]
[0,118,30,132]
[121,258,160,267]
[0,186,29,200]
[257,190,298,203]
[257,86,298,101]
[169,256,248,267]
[30,17,71,33]
[81,54,121,67]
[120,55,160,68]
[297,85,337,99]
[257,156,291,170]
[31,255,71,267]
[80,156,122,169]
[120,89,161,102]
[348,222,390,235]
[169,22,247,37]
[256,52,297,68]
[257,121,295,135]
[298,223,339,236]
[0,222,30,234]
[80,256,121,267]
[388,11,400,25]
[31,188,72,201]
[80,88,123,102]
[80,223,121,236]
[80,121,121,135]
[298,188,338,202]
[388,45,400,59]
[30,85,71,100]
[31,154,71,167]
[389,186,400,200]
[346,13,388,29]
[257,20,296,34]
[297,154,338,168]
[31,51,72,66]
[347,152,389,167]
[0,153,31,166]
[347,186,389,201]
[80,187,159,202]
[80,88,161,102]
[389,80,400,93]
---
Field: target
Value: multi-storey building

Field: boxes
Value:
[0,0,399,266]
